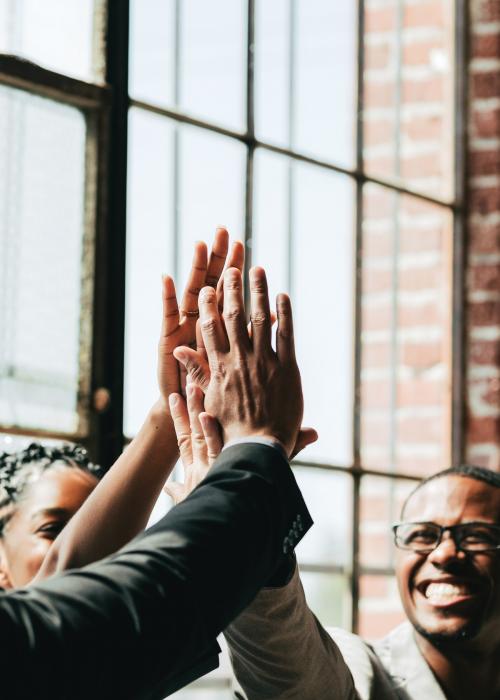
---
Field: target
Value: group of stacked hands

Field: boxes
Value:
[0,229,498,700]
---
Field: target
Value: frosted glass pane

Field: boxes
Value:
[255,0,357,167]
[294,467,352,566]
[0,0,98,80]
[301,571,351,629]
[130,0,246,131]
[124,109,175,437]
[129,0,176,106]
[176,126,246,291]
[0,86,88,434]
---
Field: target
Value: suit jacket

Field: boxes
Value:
[226,564,446,699]
[0,443,312,699]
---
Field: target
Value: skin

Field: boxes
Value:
[395,476,500,699]
[0,465,98,588]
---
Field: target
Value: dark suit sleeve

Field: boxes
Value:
[0,443,312,700]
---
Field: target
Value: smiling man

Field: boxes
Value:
[225,465,500,699]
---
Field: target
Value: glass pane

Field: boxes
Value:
[0,0,101,81]
[300,571,351,629]
[130,0,246,131]
[255,0,357,167]
[124,109,175,437]
[124,114,245,436]
[360,475,416,570]
[363,0,455,199]
[253,150,356,466]
[293,467,352,567]
[358,574,405,640]
[176,126,246,291]
[360,184,453,475]
[0,86,89,435]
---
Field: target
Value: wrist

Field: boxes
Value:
[150,396,173,422]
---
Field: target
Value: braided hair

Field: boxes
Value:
[0,442,104,536]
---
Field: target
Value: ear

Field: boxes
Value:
[0,542,13,590]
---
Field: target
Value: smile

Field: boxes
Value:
[415,580,482,609]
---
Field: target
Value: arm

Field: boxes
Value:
[225,564,356,700]
[36,231,245,579]
[0,444,312,700]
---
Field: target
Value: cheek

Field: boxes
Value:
[8,536,52,588]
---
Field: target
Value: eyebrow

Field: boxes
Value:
[30,508,72,523]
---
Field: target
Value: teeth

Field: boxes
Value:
[425,583,469,601]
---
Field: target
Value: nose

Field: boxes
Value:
[427,532,465,566]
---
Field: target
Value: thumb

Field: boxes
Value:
[290,427,318,460]
[174,346,211,392]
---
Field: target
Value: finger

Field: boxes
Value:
[216,240,245,311]
[290,428,318,460]
[174,347,211,391]
[205,227,229,288]
[196,319,208,362]
[179,241,208,320]
[249,266,272,354]
[160,275,180,338]
[223,268,250,350]
[186,384,207,464]
[198,286,228,354]
[168,393,192,465]
[276,293,296,363]
[199,413,223,465]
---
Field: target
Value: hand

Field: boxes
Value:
[174,267,304,457]
[163,384,222,504]
[157,229,244,406]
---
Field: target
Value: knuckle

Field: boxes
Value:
[177,433,191,451]
[250,311,268,326]
[225,306,241,322]
[201,317,218,334]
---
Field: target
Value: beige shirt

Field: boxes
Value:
[225,566,446,699]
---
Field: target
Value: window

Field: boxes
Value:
[1,1,466,695]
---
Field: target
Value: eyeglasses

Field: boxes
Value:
[392,521,500,554]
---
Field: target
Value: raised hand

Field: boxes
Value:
[163,384,223,505]
[174,267,305,457]
[157,228,244,405]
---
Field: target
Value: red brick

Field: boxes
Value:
[398,415,444,442]
[362,341,392,368]
[475,0,500,23]
[467,415,500,443]
[365,6,396,33]
[403,40,442,67]
[472,33,500,59]
[469,149,500,177]
[363,303,393,331]
[404,2,445,28]
[400,340,445,368]
[468,300,500,326]
[362,380,392,409]
[403,76,444,103]
[401,152,442,178]
[399,228,444,254]
[398,265,441,291]
[469,186,500,216]
[365,44,392,70]
[469,264,500,292]
[364,81,396,109]
[364,118,396,148]
[468,221,500,255]
[403,115,445,141]
[472,71,500,100]
[398,378,446,407]
[360,610,406,641]
[471,107,500,139]
[469,339,500,365]
[363,267,393,294]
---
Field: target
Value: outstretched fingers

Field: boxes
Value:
[174,346,211,391]
[205,227,229,289]
[186,384,207,464]
[160,275,180,338]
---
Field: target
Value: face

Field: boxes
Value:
[0,466,98,588]
[395,476,500,649]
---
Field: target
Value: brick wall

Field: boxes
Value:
[465,0,500,470]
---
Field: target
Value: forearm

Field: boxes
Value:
[35,399,178,579]
[225,565,355,699]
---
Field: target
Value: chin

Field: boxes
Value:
[413,618,482,647]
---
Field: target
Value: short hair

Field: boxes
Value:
[401,464,500,519]
[0,442,104,536]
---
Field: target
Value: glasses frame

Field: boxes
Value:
[392,520,500,554]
